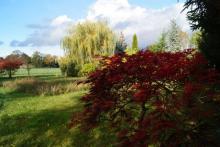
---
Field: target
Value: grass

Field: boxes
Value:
[0,69,116,147]
[15,68,62,77]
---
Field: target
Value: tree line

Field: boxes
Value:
[0,50,59,78]
[60,20,201,77]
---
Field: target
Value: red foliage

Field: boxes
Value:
[70,49,220,146]
[0,58,23,78]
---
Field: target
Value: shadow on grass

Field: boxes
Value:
[0,106,116,147]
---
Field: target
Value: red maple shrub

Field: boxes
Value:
[0,58,23,78]
[70,49,220,146]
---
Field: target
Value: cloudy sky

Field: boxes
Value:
[0,0,189,57]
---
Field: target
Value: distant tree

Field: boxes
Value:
[115,32,127,54]
[190,30,202,49]
[10,50,32,76]
[21,53,32,76]
[179,30,190,50]
[184,0,220,68]
[0,57,23,78]
[43,54,59,68]
[12,50,23,55]
[0,58,4,76]
[166,20,182,52]
[125,34,139,55]
[148,32,167,52]
[32,51,43,68]
[62,21,116,66]
[132,34,138,50]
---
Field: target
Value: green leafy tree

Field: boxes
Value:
[31,51,44,68]
[190,30,202,49]
[148,32,167,52]
[62,21,116,66]
[21,53,32,76]
[184,0,220,68]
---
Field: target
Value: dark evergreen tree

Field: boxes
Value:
[114,32,127,54]
[184,0,220,68]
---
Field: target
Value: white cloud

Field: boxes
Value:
[86,0,190,47]
[51,15,72,26]
[9,0,190,54]
[10,15,73,47]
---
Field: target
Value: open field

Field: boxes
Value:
[0,70,116,146]
[15,68,62,77]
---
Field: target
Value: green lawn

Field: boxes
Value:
[0,73,116,146]
[15,68,62,77]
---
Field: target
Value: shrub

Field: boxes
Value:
[80,63,98,76]
[59,57,79,77]
[70,49,220,146]
[66,61,79,77]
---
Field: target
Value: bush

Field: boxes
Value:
[59,57,79,77]
[80,63,98,76]
[66,61,79,77]
[70,49,220,146]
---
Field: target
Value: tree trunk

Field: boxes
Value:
[9,69,12,78]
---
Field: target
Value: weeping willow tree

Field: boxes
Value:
[62,21,116,66]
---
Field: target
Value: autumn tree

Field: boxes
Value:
[0,57,4,76]
[70,49,220,146]
[179,30,190,50]
[43,54,59,68]
[0,57,23,78]
[9,50,32,76]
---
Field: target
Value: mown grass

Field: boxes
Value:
[15,68,62,77]
[0,72,116,146]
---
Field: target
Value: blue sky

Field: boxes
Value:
[0,0,187,57]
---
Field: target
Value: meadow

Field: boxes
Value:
[0,68,115,147]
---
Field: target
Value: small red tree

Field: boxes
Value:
[70,49,220,146]
[0,58,23,78]
[0,58,4,75]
